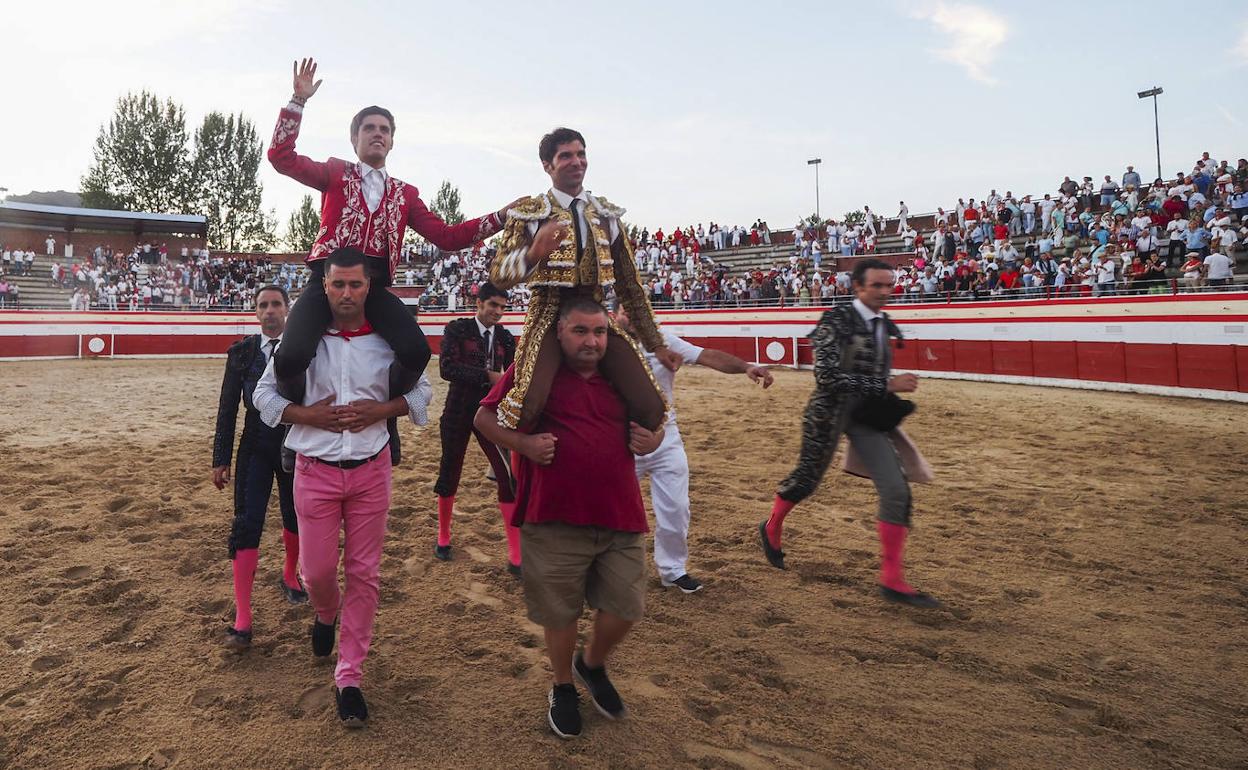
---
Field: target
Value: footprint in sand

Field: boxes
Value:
[63,565,91,580]
[105,496,133,513]
[292,685,333,717]
[460,582,503,609]
[31,654,67,672]
[462,545,491,564]
[189,688,222,709]
[403,555,430,577]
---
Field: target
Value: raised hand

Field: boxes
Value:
[292,58,323,101]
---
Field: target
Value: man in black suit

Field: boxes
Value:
[213,284,307,650]
[432,283,519,572]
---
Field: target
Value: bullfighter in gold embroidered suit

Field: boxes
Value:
[489,128,681,430]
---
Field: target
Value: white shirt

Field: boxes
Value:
[852,298,887,355]
[1204,253,1233,280]
[358,162,388,214]
[254,330,432,462]
[541,187,621,245]
[643,330,704,427]
[261,334,282,364]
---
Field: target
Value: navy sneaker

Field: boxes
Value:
[547,683,582,739]
[573,652,627,720]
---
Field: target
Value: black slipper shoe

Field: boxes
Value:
[758,521,786,570]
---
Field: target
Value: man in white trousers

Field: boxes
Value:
[613,304,773,593]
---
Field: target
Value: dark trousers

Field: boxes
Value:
[274,258,431,380]
[228,435,296,557]
[433,405,515,502]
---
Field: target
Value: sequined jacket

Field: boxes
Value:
[212,335,282,468]
[488,191,664,351]
[439,317,516,418]
[268,105,502,279]
[811,304,903,399]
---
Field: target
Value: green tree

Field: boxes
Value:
[81,91,193,212]
[842,210,865,225]
[430,180,464,226]
[285,194,321,252]
[190,111,276,251]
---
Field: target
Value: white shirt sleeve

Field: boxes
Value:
[254,353,294,428]
[404,373,433,426]
[662,330,704,365]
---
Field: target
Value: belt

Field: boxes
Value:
[310,448,385,470]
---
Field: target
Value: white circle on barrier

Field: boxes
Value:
[765,341,786,361]
[87,337,106,354]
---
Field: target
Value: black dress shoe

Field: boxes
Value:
[434,544,452,561]
[224,626,252,650]
[281,579,309,605]
[311,618,336,657]
[879,585,942,609]
[335,686,368,728]
[757,521,786,570]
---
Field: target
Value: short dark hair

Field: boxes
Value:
[254,284,288,304]
[477,282,508,304]
[558,295,607,321]
[852,258,894,286]
[350,106,395,140]
[539,127,586,165]
[325,247,368,273]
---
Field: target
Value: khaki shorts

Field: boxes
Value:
[520,522,645,628]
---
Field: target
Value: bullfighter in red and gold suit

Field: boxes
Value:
[268,58,517,395]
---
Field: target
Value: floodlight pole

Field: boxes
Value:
[807,158,822,220]
[1137,87,1163,181]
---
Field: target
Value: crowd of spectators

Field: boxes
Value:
[57,244,309,311]
[8,152,1244,312]
[628,152,1246,305]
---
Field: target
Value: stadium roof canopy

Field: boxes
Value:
[0,201,207,237]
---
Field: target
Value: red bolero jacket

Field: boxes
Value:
[268,106,502,280]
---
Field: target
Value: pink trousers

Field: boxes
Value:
[294,448,392,688]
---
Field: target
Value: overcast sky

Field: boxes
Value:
[4,0,1246,234]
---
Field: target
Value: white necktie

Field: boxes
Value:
[364,169,383,214]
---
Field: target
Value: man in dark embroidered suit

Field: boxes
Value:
[758,258,941,608]
[488,127,682,432]
[432,283,521,572]
[212,285,307,650]
[267,57,518,396]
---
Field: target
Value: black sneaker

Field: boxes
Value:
[224,626,252,650]
[661,574,703,594]
[311,618,336,658]
[572,653,627,720]
[547,683,582,739]
[335,686,368,728]
[434,544,452,561]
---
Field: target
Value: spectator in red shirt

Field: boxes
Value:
[998,265,1021,294]
[475,296,665,740]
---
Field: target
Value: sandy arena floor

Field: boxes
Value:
[0,358,1245,769]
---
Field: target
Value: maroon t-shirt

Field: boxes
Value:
[480,363,648,533]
